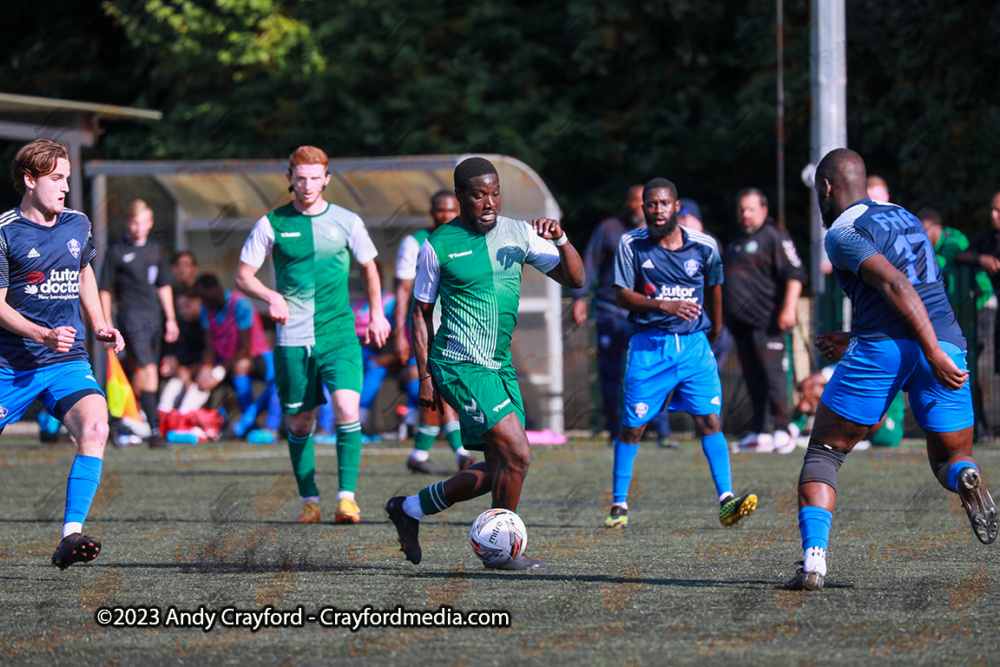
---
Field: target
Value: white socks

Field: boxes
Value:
[402,495,424,520]
[804,546,827,575]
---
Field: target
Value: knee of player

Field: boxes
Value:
[232,358,253,376]
[500,442,532,474]
[618,425,644,445]
[287,413,316,437]
[80,418,110,449]
[694,414,721,434]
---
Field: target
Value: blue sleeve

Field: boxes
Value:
[706,239,724,286]
[234,297,253,330]
[825,222,880,275]
[200,306,209,330]
[613,233,635,290]
[82,235,97,269]
[0,233,8,290]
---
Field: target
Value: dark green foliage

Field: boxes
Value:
[0,1,997,268]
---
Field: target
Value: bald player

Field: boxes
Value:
[778,148,997,591]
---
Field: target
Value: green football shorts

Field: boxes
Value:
[274,342,363,414]
[429,358,524,450]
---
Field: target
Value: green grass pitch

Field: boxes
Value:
[0,436,996,665]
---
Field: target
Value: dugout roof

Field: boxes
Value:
[85,154,568,432]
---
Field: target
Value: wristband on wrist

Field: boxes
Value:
[419,375,432,381]
[555,233,568,246]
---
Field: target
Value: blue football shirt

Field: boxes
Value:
[0,207,98,369]
[613,226,723,334]
[825,198,965,349]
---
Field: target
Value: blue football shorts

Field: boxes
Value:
[822,337,973,432]
[0,360,104,428]
[621,329,722,428]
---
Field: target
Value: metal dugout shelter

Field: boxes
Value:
[85,154,568,432]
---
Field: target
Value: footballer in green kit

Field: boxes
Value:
[386,157,585,570]
[236,146,391,525]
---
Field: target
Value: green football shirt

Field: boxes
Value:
[413,215,560,369]
[935,226,994,310]
[241,201,378,348]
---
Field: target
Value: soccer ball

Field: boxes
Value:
[469,509,527,566]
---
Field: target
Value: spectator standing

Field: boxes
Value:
[722,188,805,453]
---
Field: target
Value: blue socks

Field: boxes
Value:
[946,461,979,492]
[701,432,732,499]
[232,374,254,412]
[64,455,102,528]
[405,379,420,414]
[799,505,833,550]
[612,439,640,504]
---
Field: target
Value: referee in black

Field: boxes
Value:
[99,199,178,447]
[722,188,805,453]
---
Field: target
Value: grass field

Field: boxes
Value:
[1,434,997,666]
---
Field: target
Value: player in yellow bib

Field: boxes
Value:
[236,146,390,524]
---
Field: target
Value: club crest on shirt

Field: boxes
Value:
[684,259,700,277]
[496,245,525,270]
[67,238,81,259]
[745,240,758,254]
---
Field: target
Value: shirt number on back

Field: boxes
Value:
[893,233,938,285]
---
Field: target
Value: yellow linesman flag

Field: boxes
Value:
[106,353,141,421]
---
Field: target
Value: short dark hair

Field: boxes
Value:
[643,178,677,200]
[737,187,768,208]
[430,189,456,209]
[193,273,221,291]
[916,206,942,226]
[171,250,196,266]
[454,157,498,191]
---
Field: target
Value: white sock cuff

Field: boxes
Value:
[402,494,424,521]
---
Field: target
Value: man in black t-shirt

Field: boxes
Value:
[722,188,805,453]
[99,199,178,446]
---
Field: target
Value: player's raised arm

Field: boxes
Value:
[532,218,585,289]
[858,252,967,390]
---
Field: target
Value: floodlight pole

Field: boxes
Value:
[809,0,847,295]
[776,0,786,231]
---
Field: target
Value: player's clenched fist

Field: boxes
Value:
[531,218,564,241]
[42,326,76,353]
[95,327,126,353]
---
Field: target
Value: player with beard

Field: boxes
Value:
[778,149,997,591]
[605,178,757,529]
[385,157,585,570]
